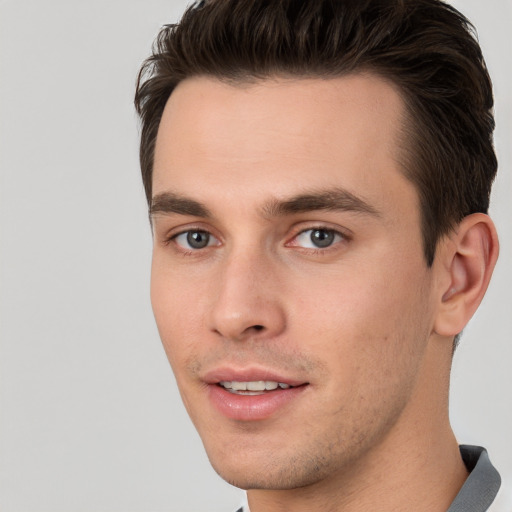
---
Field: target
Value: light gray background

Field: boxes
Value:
[0,1,510,511]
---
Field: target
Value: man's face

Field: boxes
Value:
[150,75,440,490]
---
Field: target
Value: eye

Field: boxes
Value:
[173,230,219,250]
[293,228,344,249]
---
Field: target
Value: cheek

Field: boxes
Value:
[289,257,433,379]
[287,266,433,442]
[150,261,209,371]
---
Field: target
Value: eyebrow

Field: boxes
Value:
[150,187,380,220]
[150,192,212,218]
[261,188,381,218]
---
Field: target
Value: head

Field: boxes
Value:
[135,0,498,496]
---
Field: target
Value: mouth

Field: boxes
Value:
[205,372,309,421]
[218,380,296,395]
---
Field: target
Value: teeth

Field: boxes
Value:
[248,381,265,391]
[219,381,291,392]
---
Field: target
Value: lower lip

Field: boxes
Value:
[207,384,308,421]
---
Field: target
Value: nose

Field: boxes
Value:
[209,248,286,342]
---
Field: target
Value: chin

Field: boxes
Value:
[206,445,340,491]
[211,466,314,491]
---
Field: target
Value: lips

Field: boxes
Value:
[203,368,309,421]
[203,367,307,388]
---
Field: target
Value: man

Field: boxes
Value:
[135,0,504,510]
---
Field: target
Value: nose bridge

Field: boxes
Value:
[210,242,286,340]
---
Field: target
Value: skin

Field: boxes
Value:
[150,75,497,512]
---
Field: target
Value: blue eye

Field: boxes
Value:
[173,230,218,249]
[295,228,343,249]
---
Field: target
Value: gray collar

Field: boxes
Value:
[447,445,501,512]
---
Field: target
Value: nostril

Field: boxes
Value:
[253,325,264,331]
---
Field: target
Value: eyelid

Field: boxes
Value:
[157,221,350,252]
[285,224,352,250]
[160,222,222,246]
[175,230,219,249]
[287,221,352,239]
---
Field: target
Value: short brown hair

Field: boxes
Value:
[135,0,496,265]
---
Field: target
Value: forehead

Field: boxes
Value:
[152,74,413,217]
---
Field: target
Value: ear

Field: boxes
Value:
[434,213,499,337]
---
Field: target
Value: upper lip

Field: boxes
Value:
[202,366,308,387]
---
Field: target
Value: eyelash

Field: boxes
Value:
[165,225,350,254]
[164,226,220,255]
[286,226,348,252]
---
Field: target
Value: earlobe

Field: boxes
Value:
[434,213,499,337]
